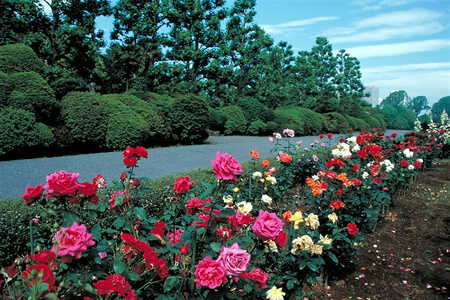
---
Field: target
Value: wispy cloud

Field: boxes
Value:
[326,8,447,43]
[351,0,427,11]
[344,39,449,58]
[362,62,450,101]
[260,17,339,35]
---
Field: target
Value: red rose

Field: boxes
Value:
[92,174,106,189]
[319,134,325,139]
[45,170,79,197]
[134,146,148,158]
[249,268,268,289]
[173,175,194,194]
[120,171,127,181]
[123,156,138,167]
[275,231,287,248]
[20,184,45,205]
[123,147,136,158]
[391,133,397,138]
[262,160,270,168]
[77,182,98,197]
[347,223,359,235]
[150,221,166,237]
[414,161,422,168]
[279,152,292,163]
[7,264,19,278]
[22,263,56,291]
[186,197,211,215]
[400,160,409,168]
[329,200,345,211]
[194,256,227,289]
[327,133,333,138]
[357,150,367,159]
[30,250,59,270]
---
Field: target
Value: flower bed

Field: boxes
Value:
[1,117,449,299]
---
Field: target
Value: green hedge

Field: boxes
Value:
[236,96,266,124]
[61,92,108,146]
[0,72,12,107]
[297,107,323,135]
[0,44,44,75]
[274,107,306,135]
[171,94,210,144]
[0,107,55,156]
[324,112,349,133]
[114,94,172,145]
[8,72,58,122]
[98,94,149,150]
[220,105,248,135]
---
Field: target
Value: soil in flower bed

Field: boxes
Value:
[313,158,450,300]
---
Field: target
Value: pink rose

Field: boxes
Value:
[252,210,284,241]
[20,184,45,205]
[173,175,194,194]
[216,242,250,280]
[168,229,183,246]
[52,222,95,263]
[108,190,132,215]
[211,151,243,181]
[249,268,268,289]
[195,256,227,289]
[45,170,79,197]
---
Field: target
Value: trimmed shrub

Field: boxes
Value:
[236,97,266,124]
[209,107,227,132]
[0,72,13,107]
[98,94,149,150]
[220,105,248,135]
[61,92,108,146]
[8,72,58,122]
[0,107,40,156]
[113,94,172,145]
[36,122,56,148]
[248,120,267,136]
[0,44,44,75]
[353,117,370,131]
[344,115,358,131]
[297,107,322,135]
[170,94,210,144]
[324,112,349,133]
[266,121,278,134]
[274,107,306,135]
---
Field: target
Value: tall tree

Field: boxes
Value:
[166,0,227,92]
[112,0,168,92]
[410,95,430,116]
[381,90,411,108]
[431,96,450,122]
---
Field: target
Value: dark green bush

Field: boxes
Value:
[0,198,52,266]
[36,122,56,148]
[220,105,248,135]
[61,92,108,146]
[0,107,41,156]
[98,94,149,150]
[297,107,322,135]
[209,107,227,132]
[353,117,370,131]
[8,72,58,123]
[266,121,278,134]
[324,112,349,133]
[247,120,267,136]
[170,94,210,144]
[113,94,172,145]
[274,107,306,135]
[0,44,44,75]
[0,72,12,107]
[344,115,358,131]
[236,97,266,124]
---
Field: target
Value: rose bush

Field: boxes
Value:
[1,126,447,300]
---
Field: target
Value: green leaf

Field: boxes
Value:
[62,211,79,227]
[299,260,307,270]
[127,272,142,281]
[84,283,94,293]
[163,276,178,292]
[244,283,252,293]
[220,208,236,217]
[44,293,59,300]
[306,261,319,273]
[91,224,101,241]
[328,252,338,263]
[133,207,147,221]
[113,217,126,230]
[113,261,127,274]
[287,279,299,290]
[210,242,222,252]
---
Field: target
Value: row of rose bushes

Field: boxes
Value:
[1,118,448,299]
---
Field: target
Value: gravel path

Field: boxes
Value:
[0,131,406,198]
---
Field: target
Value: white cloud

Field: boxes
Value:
[361,62,450,102]
[351,0,429,11]
[325,8,447,43]
[260,17,339,35]
[344,39,449,58]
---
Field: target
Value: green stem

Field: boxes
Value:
[29,220,34,254]
[190,231,197,294]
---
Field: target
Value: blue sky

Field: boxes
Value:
[254,0,449,105]
[87,0,449,106]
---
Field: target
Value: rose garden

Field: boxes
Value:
[0,112,448,300]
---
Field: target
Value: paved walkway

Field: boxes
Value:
[0,131,406,198]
